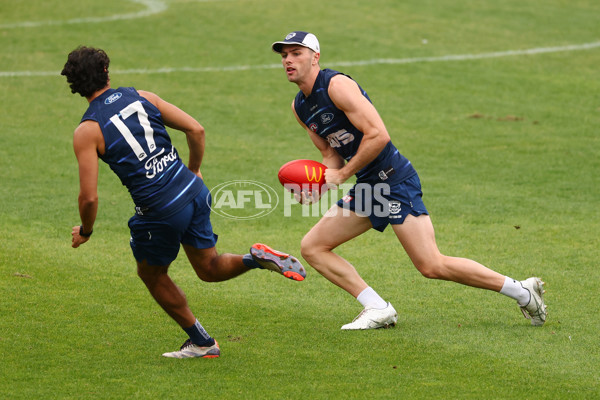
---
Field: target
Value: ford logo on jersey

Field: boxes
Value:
[105,92,122,104]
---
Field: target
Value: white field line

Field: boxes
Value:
[0,0,237,29]
[0,0,167,29]
[1,41,599,78]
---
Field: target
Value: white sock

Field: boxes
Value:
[356,287,388,309]
[499,276,531,306]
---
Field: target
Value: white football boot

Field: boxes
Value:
[341,302,398,330]
[519,277,547,326]
[162,339,220,358]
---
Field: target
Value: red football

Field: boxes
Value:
[278,159,327,193]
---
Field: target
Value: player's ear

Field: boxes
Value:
[312,52,320,66]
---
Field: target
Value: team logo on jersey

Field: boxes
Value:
[321,113,334,124]
[105,92,122,104]
[389,201,402,214]
[309,123,318,132]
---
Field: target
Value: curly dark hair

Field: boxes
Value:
[61,46,110,97]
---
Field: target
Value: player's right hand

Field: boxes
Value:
[293,190,321,205]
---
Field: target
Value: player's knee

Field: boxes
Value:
[195,272,218,282]
[192,260,220,282]
[300,236,313,260]
[300,235,325,262]
[414,260,444,279]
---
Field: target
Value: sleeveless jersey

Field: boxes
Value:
[293,69,416,184]
[81,87,203,218]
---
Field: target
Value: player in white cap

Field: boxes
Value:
[272,31,547,330]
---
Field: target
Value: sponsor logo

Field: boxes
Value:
[134,206,149,216]
[309,123,318,132]
[305,165,324,182]
[321,113,334,124]
[105,92,122,104]
[285,32,297,40]
[209,180,279,220]
[327,129,355,148]
[144,147,177,179]
[379,167,396,181]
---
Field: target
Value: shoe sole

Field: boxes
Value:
[381,321,396,329]
[200,354,219,358]
[162,342,221,358]
[162,352,220,359]
[251,243,305,281]
[341,321,397,330]
[341,306,398,330]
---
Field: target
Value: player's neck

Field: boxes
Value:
[86,84,111,103]
[298,68,320,97]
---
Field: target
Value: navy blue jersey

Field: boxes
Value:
[81,87,203,218]
[294,69,416,184]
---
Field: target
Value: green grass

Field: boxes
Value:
[1,0,599,398]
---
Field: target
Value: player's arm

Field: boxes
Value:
[71,121,101,248]
[291,100,344,169]
[326,75,391,185]
[138,90,205,178]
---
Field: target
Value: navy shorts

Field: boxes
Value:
[336,174,429,232]
[128,185,218,266]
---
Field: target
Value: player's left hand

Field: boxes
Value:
[324,168,349,186]
[189,167,202,179]
[71,225,90,248]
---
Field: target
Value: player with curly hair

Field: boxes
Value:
[62,46,306,358]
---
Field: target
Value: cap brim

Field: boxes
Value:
[271,41,287,53]
[272,41,318,53]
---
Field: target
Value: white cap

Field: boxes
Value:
[272,31,320,53]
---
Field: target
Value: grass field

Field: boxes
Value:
[1,0,599,398]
